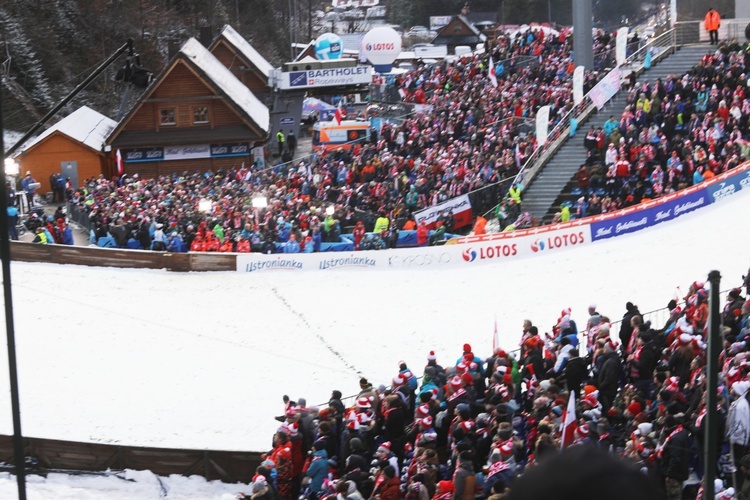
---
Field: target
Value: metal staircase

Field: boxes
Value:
[520,44,710,223]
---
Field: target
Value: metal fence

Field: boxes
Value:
[675,18,750,45]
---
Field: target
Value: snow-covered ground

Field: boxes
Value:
[0,187,747,498]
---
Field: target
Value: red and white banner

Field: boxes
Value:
[413,194,472,229]
[116,149,124,175]
[589,68,621,110]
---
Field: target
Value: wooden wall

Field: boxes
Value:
[9,242,237,272]
[0,434,263,483]
[211,42,269,95]
[19,134,105,194]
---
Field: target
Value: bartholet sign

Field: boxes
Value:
[280,66,372,89]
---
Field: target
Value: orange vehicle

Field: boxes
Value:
[312,120,370,151]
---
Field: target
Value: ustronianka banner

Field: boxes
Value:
[414,194,473,229]
[573,66,584,105]
[536,105,550,146]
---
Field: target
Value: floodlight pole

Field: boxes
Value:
[704,270,722,500]
[0,81,27,500]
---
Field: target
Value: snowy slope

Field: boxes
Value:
[0,189,748,455]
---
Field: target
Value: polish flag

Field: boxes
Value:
[334,100,344,125]
[560,392,577,449]
[488,56,498,87]
[116,149,124,175]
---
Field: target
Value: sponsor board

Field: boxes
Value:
[123,147,164,163]
[388,252,452,267]
[530,230,586,253]
[414,194,472,229]
[461,243,518,263]
[240,256,305,273]
[706,171,750,203]
[280,66,372,89]
[318,254,377,270]
[591,210,650,241]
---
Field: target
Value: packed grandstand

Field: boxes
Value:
[6,17,750,500]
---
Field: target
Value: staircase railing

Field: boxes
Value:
[482,28,678,229]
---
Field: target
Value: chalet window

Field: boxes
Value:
[193,106,209,124]
[160,108,176,125]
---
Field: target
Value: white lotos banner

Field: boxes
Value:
[536,105,550,146]
[573,66,584,105]
[616,27,629,66]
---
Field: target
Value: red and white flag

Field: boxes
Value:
[488,56,498,87]
[116,149,124,175]
[334,100,344,125]
[560,392,577,449]
[492,316,499,355]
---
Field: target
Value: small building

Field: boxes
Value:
[14,106,116,194]
[431,15,487,54]
[106,37,270,178]
[208,25,274,98]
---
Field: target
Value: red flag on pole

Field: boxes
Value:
[116,149,124,175]
[334,100,344,125]
[560,391,577,449]
[488,56,498,87]
[492,316,499,355]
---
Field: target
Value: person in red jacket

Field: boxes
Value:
[236,237,250,253]
[205,232,220,252]
[417,221,429,247]
[219,238,234,252]
[374,465,400,500]
[353,220,366,250]
[190,234,205,252]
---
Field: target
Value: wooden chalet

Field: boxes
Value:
[14,106,116,195]
[106,37,269,178]
[431,15,488,54]
[208,25,274,97]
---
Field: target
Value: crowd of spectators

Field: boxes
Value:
[242,272,750,500]
[544,40,750,224]
[66,27,615,253]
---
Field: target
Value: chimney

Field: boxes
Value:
[199,26,213,47]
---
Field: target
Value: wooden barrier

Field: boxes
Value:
[8,242,237,272]
[0,434,263,483]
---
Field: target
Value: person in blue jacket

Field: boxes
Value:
[283,234,300,253]
[306,441,328,500]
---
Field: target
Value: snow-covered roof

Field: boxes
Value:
[180,38,269,133]
[17,106,116,156]
[216,25,274,79]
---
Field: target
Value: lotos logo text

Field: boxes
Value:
[463,244,517,263]
[530,232,585,252]
[366,42,395,51]
[245,257,303,272]
[462,248,478,262]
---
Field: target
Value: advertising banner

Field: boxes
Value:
[616,27,629,66]
[279,66,372,90]
[706,169,750,203]
[573,66,584,105]
[164,145,211,161]
[535,105,550,146]
[123,147,164,163]
[413,194,472,229]
[589,68,621,110]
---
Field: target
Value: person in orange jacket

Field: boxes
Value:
[190,234,205,252]
[704,8,720,45]
[236,237,250,253]
[416,221,429,246]
[473,216,487,235]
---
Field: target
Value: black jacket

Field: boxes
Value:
[660,428,690,481]
[598,352,622,394]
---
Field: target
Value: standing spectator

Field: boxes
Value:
[728,381,750,490]
[704,8,721,45]
[659,415,690,500]
[287,130,297,156]
[276,129,286,157]
[452,451,476,500]
[7,205,19,241]
[416,221,428,247]
[21,171,37,211]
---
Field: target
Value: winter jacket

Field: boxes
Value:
[660,428,690,481]
[306,450,328,494]
[598,352,622,394]
[452,461,477,500]
[378,477,401,500]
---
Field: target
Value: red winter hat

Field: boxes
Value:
[499,440,514,456]
[496,349,507,359]
[393,374,405,387]
[575,424,590,439]
[463,343,472,353]
[461,372,474,386]
[456,362,468,374]
[627,402,642,416]
[427,350,437,362]
[450,376,463,390]
[420,415,433,428]
[417,404,430,418]
[356,396,371,409]
[582,394,599,408]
